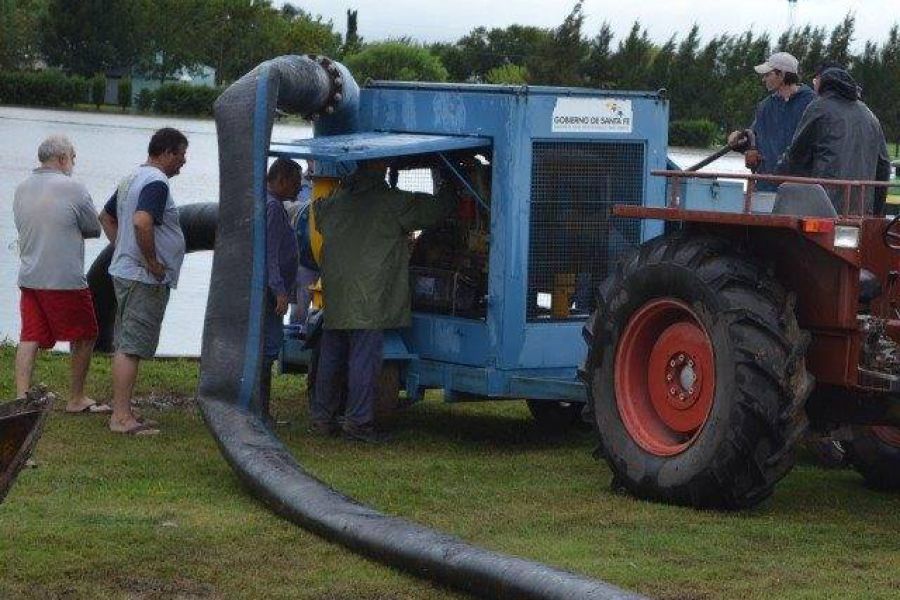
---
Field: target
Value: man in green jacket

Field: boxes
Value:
[312,161,456,442]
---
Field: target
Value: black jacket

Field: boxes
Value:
[780,68,891,213]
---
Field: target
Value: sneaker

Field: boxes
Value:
[341,425,389,444]
[306,421,339,437]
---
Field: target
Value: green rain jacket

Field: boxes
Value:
[314,169,456,330]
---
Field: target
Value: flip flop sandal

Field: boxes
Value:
[115,422,160,436]
[66,401,113,414]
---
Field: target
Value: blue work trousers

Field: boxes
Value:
[263,291,284,360]
[289,264,319,332]
[312,329,383,429]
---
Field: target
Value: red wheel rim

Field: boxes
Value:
[614,298,716,456]
[872,426,900,447]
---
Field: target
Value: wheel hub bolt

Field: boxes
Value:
[678,354,685,363]
[687,359,694,367]
[670,359,676,367]
[678,393,686,401]
[666,374,673,382]
[669,387,677,396]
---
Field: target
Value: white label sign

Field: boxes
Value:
[551,97,633,133]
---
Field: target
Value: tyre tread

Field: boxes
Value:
[582,232,811,509]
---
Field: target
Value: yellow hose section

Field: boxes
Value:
[308,177,341,309]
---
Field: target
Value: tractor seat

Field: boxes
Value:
[859,269,883,304]
[773,184,880,303]
[772,183,838,218]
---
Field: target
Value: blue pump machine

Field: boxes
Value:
[273,82,742,408]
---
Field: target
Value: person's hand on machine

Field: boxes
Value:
[743,148,762,170]
[275,293,289,316]
[726,129,752,152]
[726,129,761,171]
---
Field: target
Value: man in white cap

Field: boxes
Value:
[727,51,815,192]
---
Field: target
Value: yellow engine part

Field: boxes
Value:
[308,176,341,309]
[551,273,576,319]
[466,229,489,255]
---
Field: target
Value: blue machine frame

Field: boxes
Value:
[276,82,673,404]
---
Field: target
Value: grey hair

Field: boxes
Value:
[37,135,74,163]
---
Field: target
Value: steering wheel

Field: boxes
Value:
[884,213,900,250]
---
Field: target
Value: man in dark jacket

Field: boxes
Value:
[727,52,815,192]
[779,67,891,214]
[311,161,456,442]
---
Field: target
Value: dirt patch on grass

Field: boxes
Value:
[117,575,218,599]
[656,592,713,600]
[308,592,445,600]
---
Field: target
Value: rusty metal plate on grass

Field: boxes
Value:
[0,393,52,503]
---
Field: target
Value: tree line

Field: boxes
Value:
[430,5,900,146]
[0,0,342,85]
[2,1,898,145]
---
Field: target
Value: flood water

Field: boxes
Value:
[0,106,311,356]
[0,106,746,356]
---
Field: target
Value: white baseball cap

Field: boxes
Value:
[754,52,799,75]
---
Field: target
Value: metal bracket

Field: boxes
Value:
[858,367,900,393]
[437,152,489,212]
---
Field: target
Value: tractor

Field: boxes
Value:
[583,170,900,508]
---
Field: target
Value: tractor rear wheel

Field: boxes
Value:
[582,233,813,509]
[526,400,587,433]
[846,425,900,490]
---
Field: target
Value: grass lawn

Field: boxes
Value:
[2,343,899,599]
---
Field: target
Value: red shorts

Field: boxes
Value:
[19,288,98,349]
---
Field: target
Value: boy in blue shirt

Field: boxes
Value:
[727,52,814,192]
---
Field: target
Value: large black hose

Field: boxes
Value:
[87,202,219,353]
[198,54,644,599]
[204,400,643,600]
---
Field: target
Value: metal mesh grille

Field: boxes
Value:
[527,141,644,321]
[391,168,434,194]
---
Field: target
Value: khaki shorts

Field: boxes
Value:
[113,277,170,359]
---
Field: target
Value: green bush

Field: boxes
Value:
[0,70,87,107]
[344,42,448,82]
[153,82,219,116]
[69,76,89,104]
[485,64,528,85]
[90,73,105,107]
[669,118,719,148]
[135,88,154,112]
[117,77,132,110]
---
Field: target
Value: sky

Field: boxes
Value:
[286,0,898,49]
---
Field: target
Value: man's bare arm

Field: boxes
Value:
[133,210,165,281]
[99,210,118,243]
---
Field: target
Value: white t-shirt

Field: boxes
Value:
[13,168,101,289]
